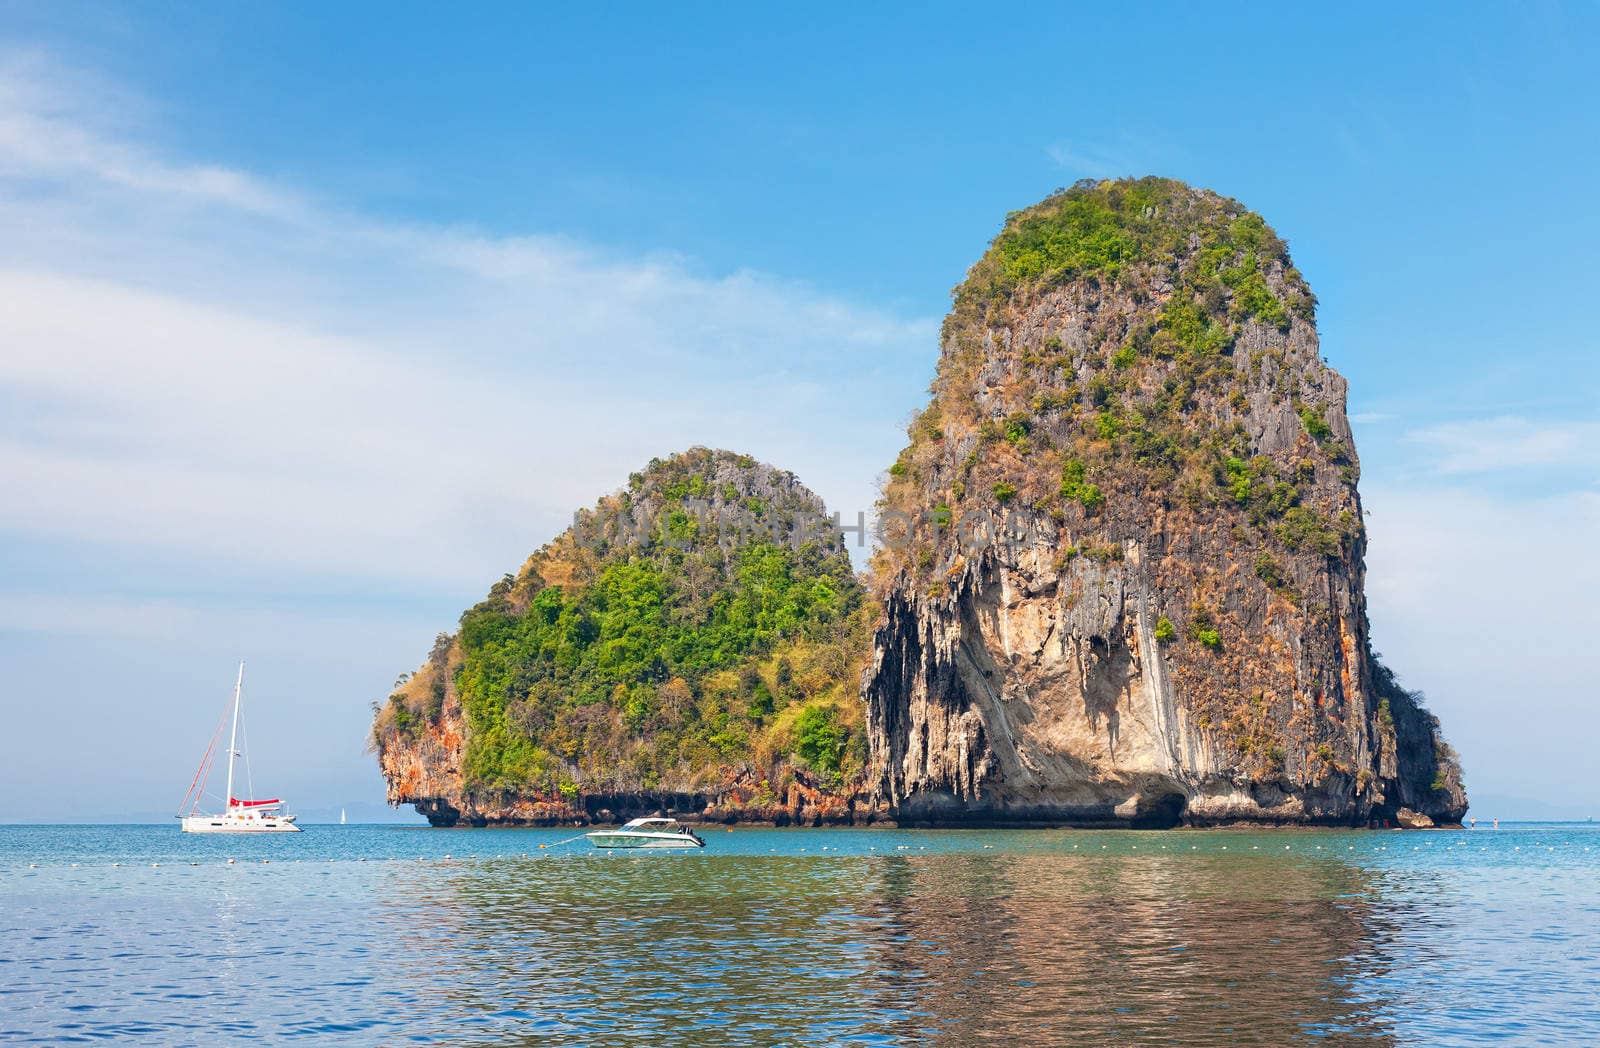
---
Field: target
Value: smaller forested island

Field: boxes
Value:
[375,447,878,825]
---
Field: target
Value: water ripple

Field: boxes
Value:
[3,825,1600,1043]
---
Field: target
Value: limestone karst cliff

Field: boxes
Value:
[863,177,1466,827]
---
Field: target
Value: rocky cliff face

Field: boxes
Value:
[864,178,1465,827]
[373,447,880,826]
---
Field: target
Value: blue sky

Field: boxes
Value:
[0,3,1596,820]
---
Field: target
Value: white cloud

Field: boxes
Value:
[1404,417,1600,477]
[1364,484,1600,804]
[0,52,935,593]
[0,268,642,584]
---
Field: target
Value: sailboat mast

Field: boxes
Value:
[224,661,244,810]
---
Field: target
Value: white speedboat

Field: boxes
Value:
[585,817,705,849]
[177,662,301,833]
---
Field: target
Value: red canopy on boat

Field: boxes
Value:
[229,797,280,808]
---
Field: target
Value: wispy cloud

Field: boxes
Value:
[0,51,305,219]
[0,51,936,595]
[1044,134,1167,180]
[1403,416,1600,477]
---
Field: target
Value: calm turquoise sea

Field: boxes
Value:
[3,823,1598,1045]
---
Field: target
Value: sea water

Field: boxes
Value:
[3,823,1598,1044]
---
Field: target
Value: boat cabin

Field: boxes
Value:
[622,817,683,830]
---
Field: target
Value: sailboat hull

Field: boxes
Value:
[181,814,301,833]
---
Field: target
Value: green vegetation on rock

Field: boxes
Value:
[878,177,1346,596]
[1059,459,1105,511]
[378,448,872,800]
[955,177,1313,329]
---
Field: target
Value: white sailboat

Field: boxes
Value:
[340,808,346,826]
[178,663,301,833]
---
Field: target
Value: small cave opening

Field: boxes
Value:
[1131,790,1188,830]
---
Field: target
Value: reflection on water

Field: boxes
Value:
[5,825,1600,1045]
[378,851,1394,1045]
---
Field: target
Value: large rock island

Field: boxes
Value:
[864,177,1465,827]
[373,177,1465,828]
